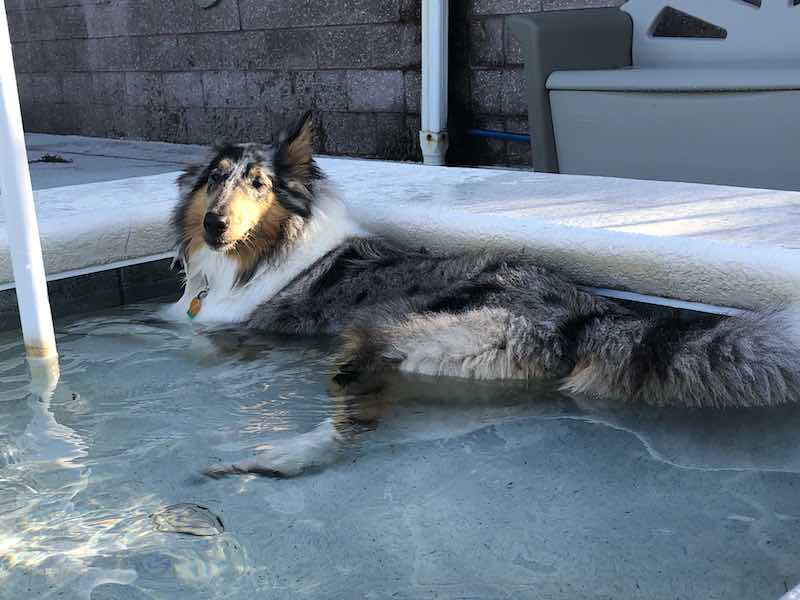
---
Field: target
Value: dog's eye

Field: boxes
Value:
[251,177,265,190]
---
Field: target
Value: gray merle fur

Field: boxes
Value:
[245,237,800,408]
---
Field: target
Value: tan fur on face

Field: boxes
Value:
[227,187,291,276]
[181,188,209,260]
[226,189,269,243]
[179,185,291,280]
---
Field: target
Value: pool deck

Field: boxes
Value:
[3,133,799,320]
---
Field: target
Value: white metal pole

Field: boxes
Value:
[420,0,449,166]
[0,0,57,360]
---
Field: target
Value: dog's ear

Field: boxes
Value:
[176,163,204,195]
[273,111,322,218]
[276,110,313,159]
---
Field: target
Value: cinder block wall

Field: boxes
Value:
[7,0,623,165]
[7,0,422,160]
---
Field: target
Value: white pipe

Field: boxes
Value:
[420,0,449,166]
[0,0,57,360]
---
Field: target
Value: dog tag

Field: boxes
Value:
[187,290,208,319]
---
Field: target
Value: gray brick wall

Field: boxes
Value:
[7,0,422,160]
[7,0,622,165]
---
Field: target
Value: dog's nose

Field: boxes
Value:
[203,212,228,237]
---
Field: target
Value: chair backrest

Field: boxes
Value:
[621,0,800,67]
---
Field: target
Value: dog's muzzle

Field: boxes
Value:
[203,212,229,248]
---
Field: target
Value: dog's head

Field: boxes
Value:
[173,111,322,282]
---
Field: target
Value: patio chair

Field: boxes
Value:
[510,0,800,190]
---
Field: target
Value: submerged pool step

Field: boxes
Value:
[0,258,180,330]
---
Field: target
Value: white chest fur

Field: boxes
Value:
[165,195,362,324]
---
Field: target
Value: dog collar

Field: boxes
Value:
[187,289,209,320]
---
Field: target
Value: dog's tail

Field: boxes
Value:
[562,307,800,408]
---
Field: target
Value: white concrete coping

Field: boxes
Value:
[0,172,180,291]
[337,160,800,311]
[2,135,798,311]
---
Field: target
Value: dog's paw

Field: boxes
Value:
[204,419,343,479]
[203,459,286,479]
[204,447,308,478]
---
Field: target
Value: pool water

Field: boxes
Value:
[0,304,799,599]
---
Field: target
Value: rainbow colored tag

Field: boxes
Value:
[187,290,208,319]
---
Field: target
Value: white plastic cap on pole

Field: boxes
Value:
[420,0,449,166]
[0,0,58,360]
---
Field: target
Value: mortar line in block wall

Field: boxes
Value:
[7,20,416,43]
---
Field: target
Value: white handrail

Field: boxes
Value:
[0,0,57,360]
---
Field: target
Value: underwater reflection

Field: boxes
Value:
[0,348,248,599]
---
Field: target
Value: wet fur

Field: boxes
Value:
[170,113,800,478]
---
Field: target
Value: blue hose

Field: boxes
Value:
[466,128,530,143]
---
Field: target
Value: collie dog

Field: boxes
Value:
[169,112,800,478]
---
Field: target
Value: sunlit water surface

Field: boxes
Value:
[1,304,799,599]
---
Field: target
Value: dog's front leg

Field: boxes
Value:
[204,416,345,478]
[204,370,390,479]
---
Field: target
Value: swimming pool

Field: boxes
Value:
[1,303,799,599]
